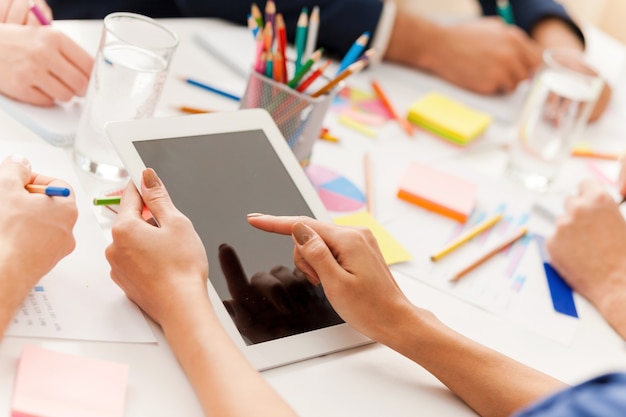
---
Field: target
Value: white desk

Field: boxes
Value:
[1,18,626,417]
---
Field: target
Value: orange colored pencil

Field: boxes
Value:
[311,59,367,98]
[371,80,414,137]
[262,22,273,52]
[273,52,284,82]
[571,148,622,161]
[450,228,528,282]
[296,60,330,93]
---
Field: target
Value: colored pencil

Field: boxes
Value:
[174,106,214,114]
[262,22,273,52]
[247,14,259,38]
[571,147,622,160]
[304,6,320,60]
[288,48,323,88]
[265,52,274,78]
[264,0,276,37]
[337,32,370,75]
[275,13,288,83]
[179,76,241,102]
[450,227,528,282]
[273,51,284,82]
[319,130,340,143]
[338,114,377,137]
[371,80,414,137]
[251,3,263,28]
[430,214,503,262]
[29,0,50,25]
[93,196,122,206]
[253,28,265,73]
[311,59,367,98]
[296,60,331,93]
[496,0,515,24]
[294,8,309,72]
[26,184,70,197]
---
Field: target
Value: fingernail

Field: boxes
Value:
[6,154,30,168]
[292,222,314,245]
[142,168,161,189]
[247,213,264,218]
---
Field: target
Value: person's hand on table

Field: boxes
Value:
[617,154,626,198]
[547,180,626,338]
[0,0,51,25]
[422,17,542,95]
[0,154,77,333]
[219,243,342,344]
[247,214,416,343]
[0,24,92,106]
[106,168,210,327]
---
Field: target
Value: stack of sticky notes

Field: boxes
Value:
[407,92,492,145]
[397,161,477,223]
[11,345,129,417]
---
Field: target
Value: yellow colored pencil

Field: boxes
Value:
[338,114,377,137]
[431,214,503,261]
[450,227,528,282]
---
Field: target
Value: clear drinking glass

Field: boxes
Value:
[73,13,178,181]
[506,49,604,191]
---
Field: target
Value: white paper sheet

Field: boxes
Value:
[1,141,155,343]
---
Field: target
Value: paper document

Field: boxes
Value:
[2,141,154,343]
[193,23,257,79]
[0,95,82,146]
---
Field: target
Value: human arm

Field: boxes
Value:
[0,0,51,25]
[0,155,77,336]
[546,180,626,340]
[248,214,566,417]
[105,169,297,417]
[0,24,92,106]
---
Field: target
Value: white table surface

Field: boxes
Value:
[1,18,625,417]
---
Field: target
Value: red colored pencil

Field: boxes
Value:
[296,60,330,93]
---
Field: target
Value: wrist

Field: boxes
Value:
[595,273,626,339]
[531,18,584,51]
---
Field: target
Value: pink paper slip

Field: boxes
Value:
[11,345,128,417]
[397,162,477,223]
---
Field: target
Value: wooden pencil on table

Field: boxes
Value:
[450,227,528,282]
[430,214,503,262]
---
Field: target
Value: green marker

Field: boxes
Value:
[93,196,121,206]
[496,0,515,25]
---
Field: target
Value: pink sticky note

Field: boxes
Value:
[11,345,128,417]
[397,162,477,223]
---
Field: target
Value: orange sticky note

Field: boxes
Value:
[397,162,476,223]
[11,345,128,417]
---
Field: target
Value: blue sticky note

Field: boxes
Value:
[534,235,578,318]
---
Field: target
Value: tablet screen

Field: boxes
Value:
[133,129,343,345]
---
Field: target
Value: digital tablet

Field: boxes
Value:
[106,109,370,370]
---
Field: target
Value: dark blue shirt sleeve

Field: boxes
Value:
[513,373,626,417]
[478,0,584,44]
[46,0,384,58]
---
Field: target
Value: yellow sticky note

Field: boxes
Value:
[407,92,492,145]
[334,211,412,265]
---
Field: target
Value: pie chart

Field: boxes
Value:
[305,164,366,212]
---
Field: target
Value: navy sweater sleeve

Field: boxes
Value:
[513,373,626,417]
[46,0,384,57]
[478,0,584,44]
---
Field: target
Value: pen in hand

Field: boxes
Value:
[29,0,51,25]
[26,184,70,197]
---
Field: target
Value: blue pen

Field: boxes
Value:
[336,32,370,75]
[26,184,70,197]
[180,76,241,102]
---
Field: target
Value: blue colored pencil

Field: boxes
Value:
[179,76,241,102]
[337,32,370,75]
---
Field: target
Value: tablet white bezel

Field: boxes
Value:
[106,109,370,370]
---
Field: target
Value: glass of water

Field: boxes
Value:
[506,49,604,191]
[73,13,178,181]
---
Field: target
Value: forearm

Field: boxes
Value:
[384,10,443,71]
[162,294,297,417]
[594,277,626,340]
[378,307,566,417]
[531,18,584,51]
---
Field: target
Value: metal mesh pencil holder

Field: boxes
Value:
[239,69,338,166]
